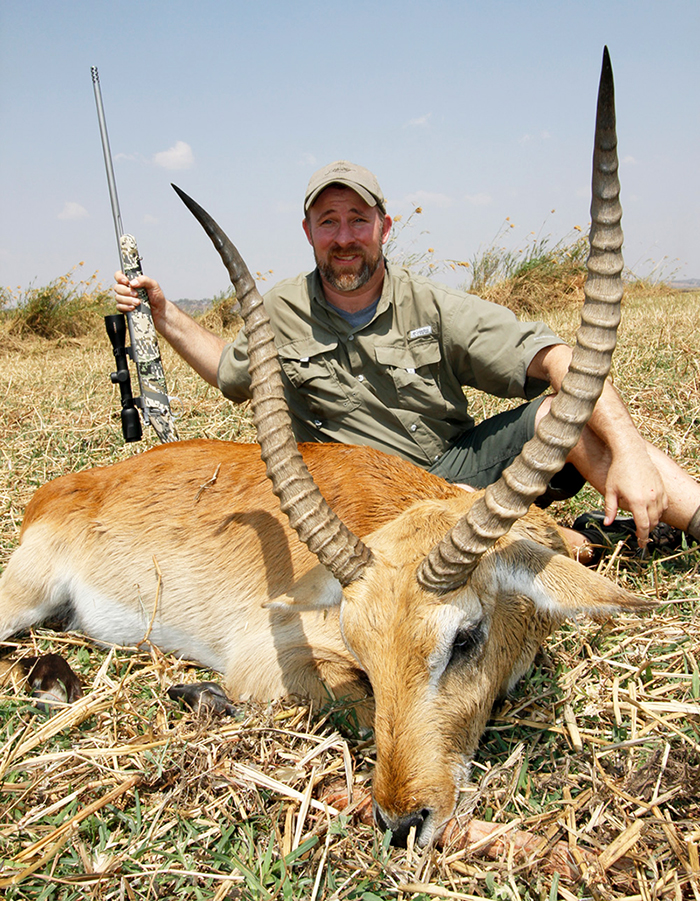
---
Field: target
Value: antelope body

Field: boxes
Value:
[0,50,651,846]
[0,438,646,846]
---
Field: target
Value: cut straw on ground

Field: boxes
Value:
[0,280,699,899]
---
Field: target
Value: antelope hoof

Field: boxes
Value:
[167,681,240,718]
[23,653,83,715]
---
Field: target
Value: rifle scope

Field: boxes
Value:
[105,314,143,442]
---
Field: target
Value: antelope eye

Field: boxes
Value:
[449,624,484,666]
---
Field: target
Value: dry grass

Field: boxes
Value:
[4,265,112,341]
[473,233,589,318]
[1,287,699,899]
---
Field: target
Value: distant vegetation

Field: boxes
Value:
[387,210,688,316]
[384,208,590,314]
[1,264,112,340]
[0,268,242,343]
[1,227,689,343]
[194,285,242,332]
[467,227,589,316]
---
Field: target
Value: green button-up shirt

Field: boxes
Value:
[217,263,564,468]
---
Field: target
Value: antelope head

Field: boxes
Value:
[173,48,652,847]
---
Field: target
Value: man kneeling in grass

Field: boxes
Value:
[114,162,700,560]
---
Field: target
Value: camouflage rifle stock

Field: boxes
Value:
[91,66,178,444]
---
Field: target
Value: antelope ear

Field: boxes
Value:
[262,564,344,611]
[487,540,656,619]
[536,552,655,618]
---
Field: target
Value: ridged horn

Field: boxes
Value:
[418,46,623,591]
[172,184,373,587]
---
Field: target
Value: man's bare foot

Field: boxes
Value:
[561,526,597,565]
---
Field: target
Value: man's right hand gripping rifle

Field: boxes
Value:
[114,272,227,391]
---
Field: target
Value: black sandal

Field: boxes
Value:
[571,511,687,556]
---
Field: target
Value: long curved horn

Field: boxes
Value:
[172,184,372,587]
[418,46,623,591]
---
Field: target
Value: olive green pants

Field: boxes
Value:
[428,398,543,487]
[428,396,585,504]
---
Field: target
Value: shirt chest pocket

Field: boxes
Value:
[278,336,360,421]
[374,339,448,418]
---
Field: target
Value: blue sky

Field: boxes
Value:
[1,0,698,302]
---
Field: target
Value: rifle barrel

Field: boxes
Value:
[91,66,125,272]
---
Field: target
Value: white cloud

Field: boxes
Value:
[405,113,431,128]
[518,130,551,145]
[58,201,89,220]
[143,214,159,225]
[299,152,318,166]
[153,141,195,170]
[464,192,492,207]
[622,155,638,165]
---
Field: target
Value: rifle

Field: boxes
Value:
[91,66,179,444]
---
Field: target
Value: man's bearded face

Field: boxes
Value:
[304,186,389,294]
[314,233,384,292]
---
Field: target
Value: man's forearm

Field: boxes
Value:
[158,300,227,388]
[114,272,227,390]
[528,344,642,453]
[527,339,697,542]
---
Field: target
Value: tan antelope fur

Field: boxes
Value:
[0,440,647,841]
[0,50,653,846]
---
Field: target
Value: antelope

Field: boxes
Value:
[0,50,652,847]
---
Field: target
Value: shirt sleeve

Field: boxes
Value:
[217,328,253,403]
[440,292,565,399]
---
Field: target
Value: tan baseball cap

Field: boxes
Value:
[304,160,386,214]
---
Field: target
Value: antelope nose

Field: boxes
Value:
[374,806,431,847]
